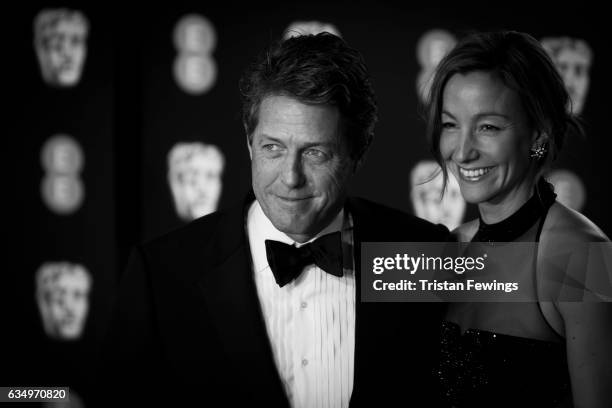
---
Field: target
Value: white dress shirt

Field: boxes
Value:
[247,200,356,408]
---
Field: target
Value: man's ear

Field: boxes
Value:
[246,134,253,160]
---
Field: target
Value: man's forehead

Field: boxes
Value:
[256,96,342,142]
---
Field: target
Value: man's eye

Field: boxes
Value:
[304,149,326,159]
[262,144,281,152]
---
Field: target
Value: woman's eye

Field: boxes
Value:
[442,122,456,129]
[479,124,500,132]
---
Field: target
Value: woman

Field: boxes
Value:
[426,31,612,407]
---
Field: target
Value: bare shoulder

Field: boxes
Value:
[538,202,612,303]
[452,219,479,243]
[542,202,610,243]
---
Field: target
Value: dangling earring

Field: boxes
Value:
[530,144,547,160]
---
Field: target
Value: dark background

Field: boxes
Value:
[11,2,610,406]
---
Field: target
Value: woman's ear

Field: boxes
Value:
[532,130,549,148]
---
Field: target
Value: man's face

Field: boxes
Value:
[176,155,222,219]
[556,48,590,114]
[41,19,87,85]
[250,95,356,242]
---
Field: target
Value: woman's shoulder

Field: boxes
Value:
[542,202,610,243]
[538,202,612,303]
[451,219,479,242]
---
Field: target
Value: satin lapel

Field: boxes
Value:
[193,195,289,406]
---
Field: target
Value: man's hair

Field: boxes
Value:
[239,32,377,160]
[425,30,583,188]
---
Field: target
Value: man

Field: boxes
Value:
[103,33,448,407]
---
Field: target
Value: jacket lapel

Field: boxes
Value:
[347,198,377,401]
[194,195,289,406]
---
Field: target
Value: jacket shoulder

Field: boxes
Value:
[348,196,450,241]
[138,207,235,258]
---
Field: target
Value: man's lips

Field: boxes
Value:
[275,195,312,202]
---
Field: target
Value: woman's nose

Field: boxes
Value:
[453,130,478,163]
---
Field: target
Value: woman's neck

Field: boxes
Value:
[478,179,536,224]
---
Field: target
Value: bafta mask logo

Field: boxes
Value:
[416,29,456,103]
[34,9,89,87]
[410,160,465,230]
[548,169,586,212]
[173,14,217,95]
[40,135,84,215]
[168,142,225,221]
[36,262,92,340]
[541,37,592,114]
[284,21,341,39]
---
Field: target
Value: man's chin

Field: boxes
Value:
[270,217,319,240]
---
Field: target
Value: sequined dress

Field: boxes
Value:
[437,181,571,407]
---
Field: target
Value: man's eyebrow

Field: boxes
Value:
[301,142,334,149]
[256,134,283,144]
[257,135,334,148]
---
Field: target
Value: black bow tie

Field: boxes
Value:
[265,231,343,287]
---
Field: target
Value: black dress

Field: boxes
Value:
[437,181,571,407]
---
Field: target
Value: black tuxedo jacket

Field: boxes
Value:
[101,196,449,407]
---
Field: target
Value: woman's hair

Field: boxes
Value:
[425,30,583,189]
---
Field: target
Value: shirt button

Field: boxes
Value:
[302,358,308,367]
[300,301,308,309]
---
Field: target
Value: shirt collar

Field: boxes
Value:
[247,200,345,274]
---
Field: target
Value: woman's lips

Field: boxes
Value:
[457,165,495,182]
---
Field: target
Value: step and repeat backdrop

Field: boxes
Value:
[13,2,609,406]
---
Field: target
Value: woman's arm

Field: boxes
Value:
[558,301,612,408]
[540,203,612,407]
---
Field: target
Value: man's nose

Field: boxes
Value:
[453,129,478,163]
[280,152,306,188]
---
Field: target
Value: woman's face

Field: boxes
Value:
[439,71,537,210]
